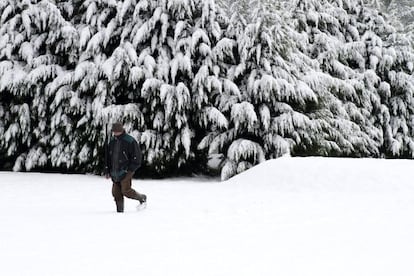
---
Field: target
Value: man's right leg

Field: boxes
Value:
[112,182,124,212]
[120,173,146,204]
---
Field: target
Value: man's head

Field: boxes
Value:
[112,122,124,136]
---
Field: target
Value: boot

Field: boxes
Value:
[136,194,147,211]
[115,200,124,213]
[139,194,147,205]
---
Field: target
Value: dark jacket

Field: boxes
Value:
[105,132,142,181]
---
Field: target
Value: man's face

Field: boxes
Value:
[113,131,123,137]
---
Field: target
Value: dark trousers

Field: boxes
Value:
[112,172,144,212]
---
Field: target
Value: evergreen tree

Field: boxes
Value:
[289,0,386,157]
[359,3,414,157]
[380,0,414,35]
[0,0,77,171]
[91,0,231,176]
[289,0,414,158]
[2,0,414,180]
[199,0,325,180]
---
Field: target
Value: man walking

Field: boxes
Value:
[105,122,146,212]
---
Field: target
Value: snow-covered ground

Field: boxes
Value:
[1,157,414,276]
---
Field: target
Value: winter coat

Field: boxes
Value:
[105,132,142,182]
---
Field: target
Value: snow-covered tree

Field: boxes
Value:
[376,0,414,35]
[288,0,384,156]
[83,0,232,176]
[0,0,78,171]
[197,0,323,180]
[289,0,414,158]
[2,0,414,180]
[359,3,414,157]
[62,0,132,172]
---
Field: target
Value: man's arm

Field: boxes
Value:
[105,141,111,176]
[128,139,142,172]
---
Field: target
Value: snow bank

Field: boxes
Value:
[228,156,414,192]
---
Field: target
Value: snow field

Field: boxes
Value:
[1,157,414,276]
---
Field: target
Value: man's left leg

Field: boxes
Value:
[112,182,124,212]
[120,172,146,203]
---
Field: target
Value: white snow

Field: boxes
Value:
[230,101,257,132]
[1,156,414,276]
